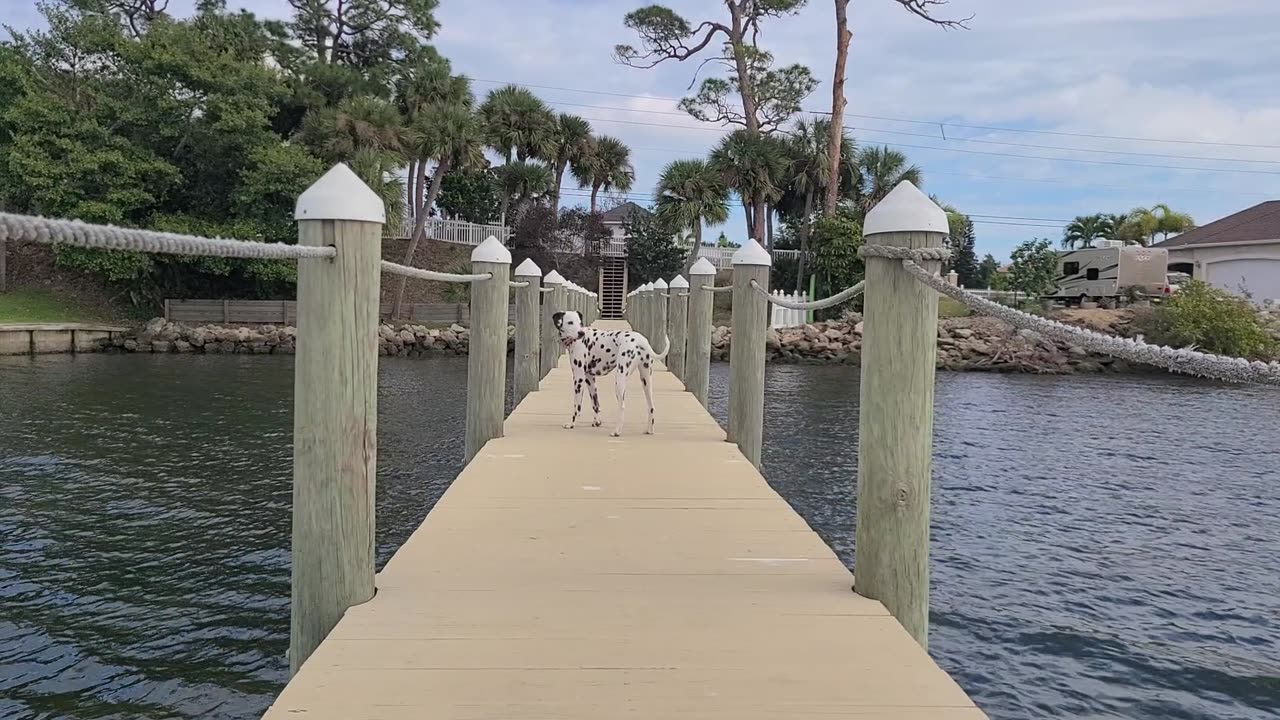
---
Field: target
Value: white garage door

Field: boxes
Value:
[1206,258,1280,304]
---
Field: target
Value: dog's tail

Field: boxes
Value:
[651,332,671,360]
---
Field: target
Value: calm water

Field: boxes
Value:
[2,355,1278,720]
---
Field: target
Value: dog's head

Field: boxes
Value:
[553,310,585,344]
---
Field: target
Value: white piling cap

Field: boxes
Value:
[669,275,689,288]
[652,278,668,289]
[514,258,541,276]
[732,239,771,266]
[689,257,717,276]
[544,270,565,285]
[295,163,386,223]
[471,236,511,263]
[863,180,949,236]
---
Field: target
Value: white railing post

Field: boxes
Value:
[513,258,542,405]
[541,270,566,377]
[855,181,948,650]
[465,237,512,463]
[685,258,716,407]
[289,163,382,675]
[728,240,771,468]
[651,278,668,345]
[668,275,688,379]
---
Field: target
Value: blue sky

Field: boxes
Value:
[8,0,1280,261]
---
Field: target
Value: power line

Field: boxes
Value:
[471,77,1280,151]
[574,115,1280,177]
[495,95,1280,167]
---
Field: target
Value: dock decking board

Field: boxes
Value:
[262,320,985,719]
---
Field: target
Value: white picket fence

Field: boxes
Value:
[768,291,810,329]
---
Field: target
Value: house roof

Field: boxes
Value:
[1152,200,1280,248]
[598,201,650,223]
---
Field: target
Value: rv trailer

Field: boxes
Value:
[1048,240,1168,304]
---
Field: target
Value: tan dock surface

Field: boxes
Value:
[262,321,985,719]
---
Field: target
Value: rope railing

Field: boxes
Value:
[703,285,733,293]
[540,287,556,294]
[847,243,1280,387]
[0,211,336,260]
[751,279,866,310]
[379,260,491,283]
[509,280,529,288]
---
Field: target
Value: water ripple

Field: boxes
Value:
[1,355,1277,719]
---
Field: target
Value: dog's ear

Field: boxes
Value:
[552,311,564,329]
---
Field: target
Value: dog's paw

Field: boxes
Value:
[591,420,602,427]
[610,430,621,437]
[563,423,575,430]
[645,428,655,435]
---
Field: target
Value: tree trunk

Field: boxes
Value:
[683,221,704,272]
[752,191,767,246]
[551,159,568,210]
[407,159,419,224]
[590,184,600,214]
[796,189,813,292]
[392,157,452,320]
[765,204,774,253]
[742,201,754,240]
[825,0,852,215]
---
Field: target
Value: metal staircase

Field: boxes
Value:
[599,257,627,319]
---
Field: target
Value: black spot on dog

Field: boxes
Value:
[552,312,565,329]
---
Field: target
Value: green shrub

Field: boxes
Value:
[1134,280,1277,359]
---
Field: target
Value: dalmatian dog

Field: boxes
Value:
[552,310,669,436]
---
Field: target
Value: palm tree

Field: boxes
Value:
[391,105,486,318]
[499,160,554,219]
[654,158,730,267]
[1125,204,1195,244]
[781,119,849,287]
[479,85,557,163]
[708,130,788,243]
[297,96,405,163]
[547,114,593,209]
[395,58,473,214]
[573,135,634,213]
[1061,214,1115,249]
[347,147,406,236]
[854,145,922,211]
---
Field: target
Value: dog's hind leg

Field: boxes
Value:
[587,376,602,427]
[565,376,585,429]
[610,369,628,437]
[639,361,656,435]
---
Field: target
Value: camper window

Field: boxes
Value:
[1063,261,1080,275]
[1086,268,1099,281]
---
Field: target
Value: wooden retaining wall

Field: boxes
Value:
[164,299,515,326]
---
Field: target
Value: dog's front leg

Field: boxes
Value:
[587,376,602,427]
[565,376,585,429]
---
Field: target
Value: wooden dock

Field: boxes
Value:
[263,321,984,719]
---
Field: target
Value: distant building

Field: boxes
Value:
[1152,201,1280,304]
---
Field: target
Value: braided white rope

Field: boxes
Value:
[751,279,865,310]
[0,211,336,259]
[380,260,491,283]
[509,280,530,288]
[900,259,1280,386]
[703,285,733,293]
[540,287,556,294]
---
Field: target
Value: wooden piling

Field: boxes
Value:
[513,258,542,405]
[651,278,668,346]
[465,237,512,463]
[541,270,565,377]
[289,163,382,675]
[667,275,688,380]
[854,181,948,649]
[728,240,770,468]
[685,258,716,407]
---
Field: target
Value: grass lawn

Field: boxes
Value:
[938,297,971,318]
[0,287,114,324]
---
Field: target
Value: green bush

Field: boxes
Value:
[1134,280,1277,359]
